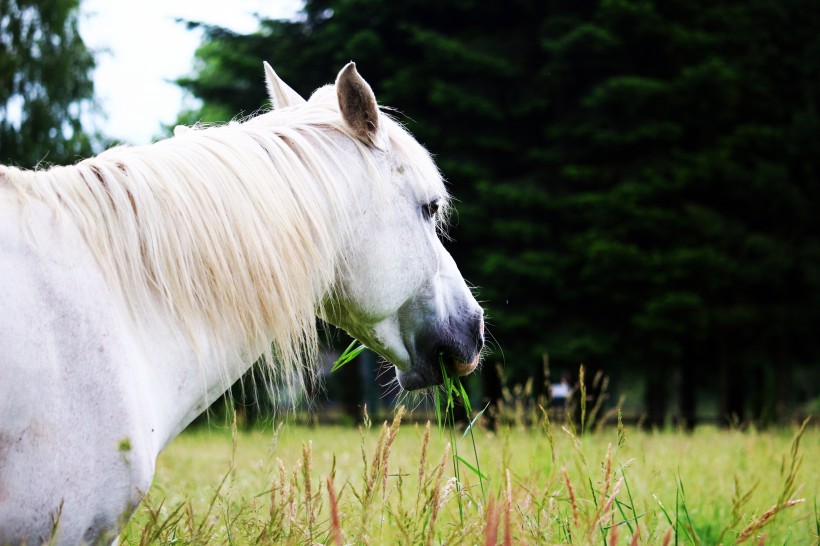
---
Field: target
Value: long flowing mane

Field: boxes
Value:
[1,86,445,394]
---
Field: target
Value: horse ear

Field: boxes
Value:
[336,62,383,147]
[264,61,306,109]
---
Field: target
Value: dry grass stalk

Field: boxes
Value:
[661,527,673,546]
[617,406,627,449]
[601,477,622,516]
[562,465,579,529]
[484,496,500,546]
[586,474,623,542]
[586,371,608,428]
[301,441,314,541]
[596,395,627,433]
[327,476,343,546]
[381,406,405,496]
[357,419,388,533]
[425,442,451,546]
[736,499,804,543]
[269,477,277,519]
[274,457,291,533]
[416,421,431,510]
[503,469,513,546]
[357,419,390,544]
[603,442,613,498]
[627,524,641,546]
[289,461,300,525]
[362,403,371,430]
[578,364,587,433]
[538,404,556,466]
[439,477,458,512]
[608,522,620,546]
[591,477,623,538]
[778,417,809,506]
[716,475,758,544]
[561,424,588,468]
[277,458,287,497]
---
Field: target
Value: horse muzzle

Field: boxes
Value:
[397,311,484,390]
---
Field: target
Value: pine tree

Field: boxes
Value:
[175,0,820,424]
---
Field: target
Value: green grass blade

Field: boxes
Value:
[604,507,645,532]
[455,454,489,481]
[653,493,674,527]
[454,376,472,413]
[814,496,819,541]
[677,476,700,545]
[614,498,635,534]
[331,341,366,372]
[461,402,490,441]
[434,387,443,434]
[621,464,637,524]
[674,484,680,546]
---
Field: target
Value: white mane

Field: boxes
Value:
[1,85,448,393]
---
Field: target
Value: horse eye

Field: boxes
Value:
[424,200,440,219]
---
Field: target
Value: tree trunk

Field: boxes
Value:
[644,372,668,429]
[482,361,504,430]
[718,346,746,425]
[678,364,697,430]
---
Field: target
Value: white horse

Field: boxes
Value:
[0,62,484,544]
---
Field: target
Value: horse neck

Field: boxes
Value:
[5,125,371,448]
[137,129,373,445]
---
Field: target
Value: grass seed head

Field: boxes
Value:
[562,465,579,529]
[484,496,500,546]
[736,499,805,543]
[327,476,343,546]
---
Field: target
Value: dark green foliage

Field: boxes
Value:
[0,0,98,167]
[176,0,820,425]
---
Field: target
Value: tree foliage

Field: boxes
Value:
[0,0,96,167]
[177,0,820,424]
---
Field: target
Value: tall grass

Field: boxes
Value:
[121,409,817,545]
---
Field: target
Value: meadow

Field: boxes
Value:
[119,409,818,545]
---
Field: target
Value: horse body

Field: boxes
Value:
[0,63,483,543]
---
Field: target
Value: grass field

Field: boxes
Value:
[120,412,819,545]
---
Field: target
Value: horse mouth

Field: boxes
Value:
[395,346,480,391]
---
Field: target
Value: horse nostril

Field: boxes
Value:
[474,314,485,350]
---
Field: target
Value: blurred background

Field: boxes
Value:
[2,0,818,428]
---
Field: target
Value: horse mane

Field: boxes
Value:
[1,85,447,397]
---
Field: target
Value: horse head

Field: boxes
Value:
[265,63,485,390]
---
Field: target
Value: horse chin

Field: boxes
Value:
[395,365,442,391]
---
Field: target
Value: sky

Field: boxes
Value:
[79,0,303,145]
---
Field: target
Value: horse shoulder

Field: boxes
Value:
[0,195,156,544]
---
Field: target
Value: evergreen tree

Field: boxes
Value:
[176,0,820,425]
[525,0,820,426]
[0,0,97,167]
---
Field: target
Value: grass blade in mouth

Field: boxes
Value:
[438,354,488,519]
[331,340,366,372]
[331,345,490,518]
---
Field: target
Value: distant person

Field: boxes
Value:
[550,372,573,408]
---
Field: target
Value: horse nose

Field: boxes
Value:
[452,314,484,377]
[474,314,485,351]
